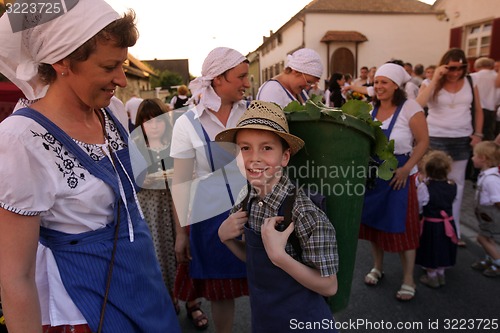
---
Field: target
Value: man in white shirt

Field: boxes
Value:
[125,95,143,128]
[471,57,498,140]
[352,66,368,87]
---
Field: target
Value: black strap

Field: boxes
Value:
[95,110,120,333]
[240,182,252,212]
[279,189,303,258]
[97,201,120,333]
[465,74,476,129]
[241,186,303,258]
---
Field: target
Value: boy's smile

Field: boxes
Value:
[236,129,290,196]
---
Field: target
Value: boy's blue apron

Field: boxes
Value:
[244,225,337,333]
[361,101,410,233]
[185,110,247,279]
[14,108,180,333]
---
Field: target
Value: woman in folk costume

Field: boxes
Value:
[0,1,180,332]
[359,63,429,302]
[170,47,250,333]
[256,48,323,108]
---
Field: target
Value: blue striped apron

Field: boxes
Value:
[184,110,247,279]
[14,108,180,333]
[361,102,410,233]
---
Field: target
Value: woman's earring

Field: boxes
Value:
[61,72,66,76]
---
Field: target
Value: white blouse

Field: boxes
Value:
[0,111,125,326]
[170,102,248,225]
[427,77,476,137]
[375,98,423,155]
[476,167,500,206]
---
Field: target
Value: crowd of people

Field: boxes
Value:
[0,1,499,331]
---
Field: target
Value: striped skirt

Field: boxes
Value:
[174,262,248,301]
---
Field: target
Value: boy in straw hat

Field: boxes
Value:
[216,100,339,333]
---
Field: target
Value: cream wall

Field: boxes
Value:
[304,13,449,84]
[259,20,304,76]
[259,12,450,86]
[434,0,500,28]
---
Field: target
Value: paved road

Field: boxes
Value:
[179,180,499,332]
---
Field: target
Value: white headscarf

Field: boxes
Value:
[375,63,412,87]
[188,47,246,112]
[0,0,120,100]
[286,48,323,79]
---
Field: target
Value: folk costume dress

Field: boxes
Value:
[0,107,180,332]
[136,144,178,296]
[170,102,249,300]
[415,180,458,268]
[359,99,421,252]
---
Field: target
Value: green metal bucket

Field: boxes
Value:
[287,112,375,313]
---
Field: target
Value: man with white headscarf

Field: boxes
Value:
[170,47,250,333]
[256,48,324,108]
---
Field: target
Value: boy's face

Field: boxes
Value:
[235,129,291,196]
[472,151,487,170]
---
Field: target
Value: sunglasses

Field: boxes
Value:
[446,65,467,72]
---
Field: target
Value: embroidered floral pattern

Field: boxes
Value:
[31,111,127,189]
[32,130,86,189]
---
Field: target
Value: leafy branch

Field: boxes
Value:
[283,97,397,180]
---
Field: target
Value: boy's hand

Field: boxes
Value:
[218,208,248,243]
[261,216,294,262]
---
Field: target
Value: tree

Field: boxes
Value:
[150,69,183,90]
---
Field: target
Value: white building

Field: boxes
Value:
[255,0,500,87]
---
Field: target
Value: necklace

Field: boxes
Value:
[446,81,461,109]
[448,91,457,109]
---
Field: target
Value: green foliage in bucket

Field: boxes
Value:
[283,96,397,180]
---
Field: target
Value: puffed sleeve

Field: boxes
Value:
[0,120,57,215]
[170,113,196,159]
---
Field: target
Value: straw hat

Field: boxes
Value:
[216,101,305,155]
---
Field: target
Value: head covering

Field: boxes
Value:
[0,0,120,100]
[188,47,247,112]
[216,100,304,155]
[286,48,323,79]
[375,63,412,87]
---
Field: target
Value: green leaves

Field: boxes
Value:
[283,96,322,120]
[284,99,397,180]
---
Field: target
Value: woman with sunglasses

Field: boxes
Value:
[417,48,483,248]
[256,48,323,108]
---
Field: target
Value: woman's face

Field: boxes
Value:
[294,71,318,95]
[143,117,167,142]
[214,62,250,103]
[337,76,346,86]
[444,60,466,82]
[66,41,128,109]
[373,76,398,102]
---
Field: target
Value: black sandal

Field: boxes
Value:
[185,301,209,331]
